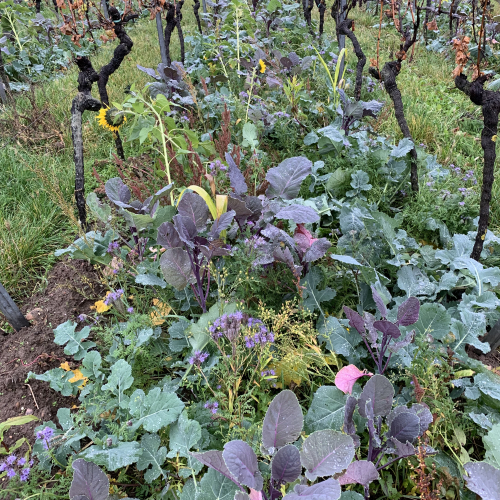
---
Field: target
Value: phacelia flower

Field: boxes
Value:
[107,241,120,254]
[6,468,15,478]
[127,307,134,313]
[189,351,209,366]
[20,468,30,482]
[204,401,219,414]
[36,427,54,450]
[6,455,16,466]
[17,457,26,467]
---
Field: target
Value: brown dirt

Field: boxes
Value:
[0,259,104,452]
[467,344,500,370]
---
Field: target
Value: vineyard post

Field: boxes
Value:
[101,0,110,18]
[338,0,346,75]
[0,283,30,332]
[156,12,169,65]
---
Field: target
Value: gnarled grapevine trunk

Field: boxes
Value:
[97,6,135,160]
[455,74,500,261]
[193,0,202,34]
[370,9,421,192]
[71,8,136,227]
[164,3,176,66]
[319,0,326,37]
[71,58,101,228]
[338,18,366,100]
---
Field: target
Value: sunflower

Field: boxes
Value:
[97,107,126,132]
[258,59,266,74]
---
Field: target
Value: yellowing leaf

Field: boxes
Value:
[68,369,87,388]
[150,299,172,325]
[454,369,475,378]
[60,362,71,371]
[492,135,497,142]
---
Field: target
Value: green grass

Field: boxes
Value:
[0,4,496,301]
[0,13,191,299]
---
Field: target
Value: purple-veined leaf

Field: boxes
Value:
[280,57,293,69]
[371,285,387,318]
[177,192,209,231]
[338,460,380,487]
[358,375,394,419]
[190,450,240,485]
[464,461,500,500]
[265,157,312,200]
[363,312,379,346]
[105,177,131,209]
[160,247,194,290]
[294,224,315,253]
[157,221,183,249]
[226,153,248,196]
[335,365,372,394]
[397,296,420,326]
[266,76,283,88]
[273,246,301,276]
[373,320,401,339]
[228,196,252,224]
[303,239,331,263]
[137,64,160,80]
[209,211,235,239]
[275,205,320,224]
[288,52,300,66]
[70,459,109,500]
[223,440,263,490]
[387,331,415,354]
[409,404,433,434]
[283,478,341,500]
[389,438,416,457]
[388,412,420,443]
[245,196,263,217]
[262,390,303,453]
[173,215,197,248]
[271,444,302,484]
[343,306,365,334]
[344,396,357,436]
[365,401,382,448]
[300,430,355,481]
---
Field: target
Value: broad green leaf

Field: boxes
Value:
[129,387,184,432]
[317,317,362,364]
[397,266,436,297]
[101,359,134,408]
[80,441,141,471]
[305,386,346,433]
[135,273,167,288]
[169,318,191,352]
[197,468,240,500]
[86,192,111,223]
[53,321,95,360]
[28,368,76,396]
[80,351,103,380]
[484,423,500,469]
[301,268,335,315]
[137,433,168,483]
[167,410,202,477]
[410,303,452,340]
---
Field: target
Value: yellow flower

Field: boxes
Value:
[60,363,88,388]
[91,291,112,313]
[150,298,172,326]
[96,107,126,132]
[259,59,266,74]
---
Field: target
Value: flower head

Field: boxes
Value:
[6,468,15,479]
[204,401,219,414]
[127,307,134,314]
[97,107,126,133]
[17,457,26,467]
[20,468,30,482]
[189,351,209,366]
[6,455,16,466]
[36,427,54,450]
[259,59,266,73]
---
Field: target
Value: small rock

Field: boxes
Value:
[25,408,33,415]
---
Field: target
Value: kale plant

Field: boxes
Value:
[190,389,355,500]
[342,286,420,374]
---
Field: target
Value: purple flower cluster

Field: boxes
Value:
[244,317,274,348]
[463,169,477,184]
[261,369,275,377]
[36,426,54,450]
[104,289,124,306]
[239,91,249,99]
[0,455,33,482]
[107,241,120,254]
[77,314,87,322]
[208,159,227,174]
[204,401,219,414]
[243,235,266,250]
[189,350,209,366]
[274,111,290,119]
[127,307,134,314]
[366,80,375,93]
